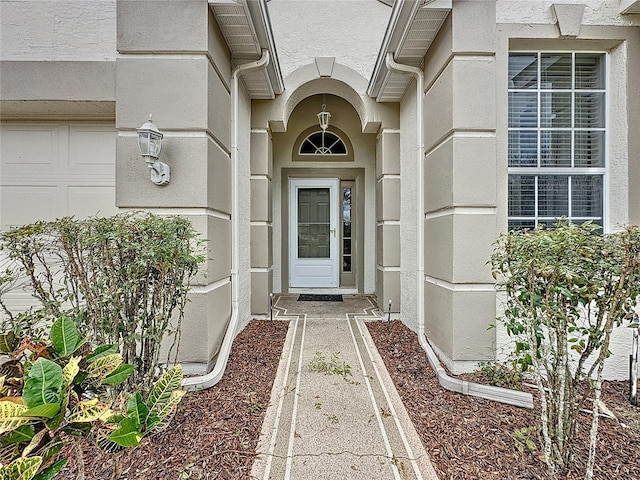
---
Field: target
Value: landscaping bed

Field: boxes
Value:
[55,318,639,479]
[58,320,289,480]
[367,320,640,480]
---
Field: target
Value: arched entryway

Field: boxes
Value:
[249,60,400,314]
[276,94,373,293]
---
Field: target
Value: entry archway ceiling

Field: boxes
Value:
[282,78,368,133]
[268,60,385,134]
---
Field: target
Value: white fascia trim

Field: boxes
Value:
[620,0,640,14]
[367,0,422,97]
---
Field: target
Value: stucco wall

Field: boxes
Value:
[496,0,640,26]
[399,84,418,331]
[0,0,117,61]
[419,2,498,370]
[268,0,391,80]
[237,81,253,332]
[114,0,236,373]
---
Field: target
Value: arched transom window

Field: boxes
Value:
[299,131,348,155]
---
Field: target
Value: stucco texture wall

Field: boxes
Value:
[268,0,391,80]
[0,0,117,61]
[496,0,640,26]
[399,84,418,332]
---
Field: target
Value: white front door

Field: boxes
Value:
[289,178,340,288]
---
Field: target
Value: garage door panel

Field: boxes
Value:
[1,185,64,229]
[1,125,62,169]
[69,126,116,171]
[67,185,117,218]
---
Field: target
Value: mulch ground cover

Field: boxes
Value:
[55,317,639,479]
[367,320,640,480]
[58,320,289,480]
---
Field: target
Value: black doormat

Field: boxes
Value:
[297,294,343,302]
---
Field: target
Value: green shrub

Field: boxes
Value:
[491,222,640,479]
[0,212,205,394]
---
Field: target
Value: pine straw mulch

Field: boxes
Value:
[57,320,290,480]
[366,320,640,480]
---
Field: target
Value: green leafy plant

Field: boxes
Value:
[512,426,538,453]
[469,361,523,390]
[0,316,132,480]
[0,317,185,480]
[308,351,352,379]
[0,212,205,394]
[98,365,185,450]
[491,222,640,479]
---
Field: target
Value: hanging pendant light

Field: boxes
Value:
[317,95,331,131]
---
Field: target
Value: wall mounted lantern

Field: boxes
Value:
[137,114,170,185]
[317,96,331,131]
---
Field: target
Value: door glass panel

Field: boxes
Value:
[342,187,352,272]
[298,188,330,258]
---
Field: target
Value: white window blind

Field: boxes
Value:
[508,52,606,230]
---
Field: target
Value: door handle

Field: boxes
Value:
[331,228,336,238]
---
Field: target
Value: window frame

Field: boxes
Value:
[299,130,348,156]
[292,125,355,163]
[507,50,609,231]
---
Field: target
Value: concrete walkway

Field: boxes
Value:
[251,295,439,480]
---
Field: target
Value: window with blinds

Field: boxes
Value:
[507,52,606,230]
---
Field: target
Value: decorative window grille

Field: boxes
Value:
[508,52,606,230]
[299,131,348,155]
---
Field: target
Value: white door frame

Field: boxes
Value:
[289,178,340,288]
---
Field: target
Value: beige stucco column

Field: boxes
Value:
[376,130,401,312]
[422,3,497,368]
[250,128,274,314]
[114,1,233,372]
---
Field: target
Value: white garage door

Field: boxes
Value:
[0,123,118,231]
[0,123,117,312]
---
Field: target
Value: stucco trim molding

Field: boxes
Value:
[551,3,586,38]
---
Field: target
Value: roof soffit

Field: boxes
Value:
[209,0,284,98]
[368,0,451,102]
[620,0,640,14]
